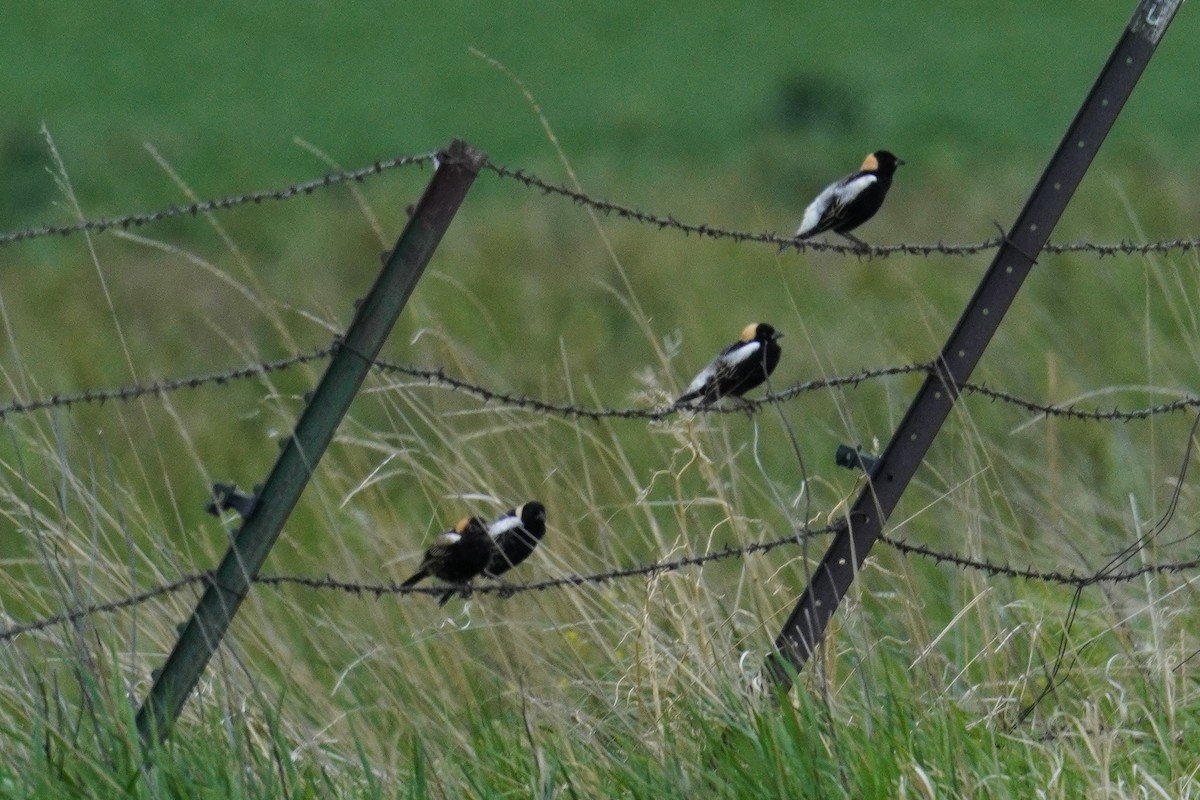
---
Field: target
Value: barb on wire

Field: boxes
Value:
[481,159,1200,258]
[0,152,437,248]
[0,572,211,642]
[0,346,333,419]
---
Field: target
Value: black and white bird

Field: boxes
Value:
[676,323,783,405]
[483,501,548,579]
[783,150,904,250]
[432,502,549,605]
[400,516,495,604]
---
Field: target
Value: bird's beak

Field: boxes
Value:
[774,332,785,340]
[896,158,907,166]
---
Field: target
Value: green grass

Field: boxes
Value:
[2,3,1200,797]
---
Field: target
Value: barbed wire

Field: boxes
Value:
[2,148,1197,258]
[0,572,210,641]
[6,521,1199,642]
[0,152,437,248]
[258,523,839,598]
[369,359,932,421]
[956,380,1200,422]
[2,345,1197,426]
[0,346,334,420]
[0,527,833,641]
[373,356,1200,423]
[480,159,1200,258]
[878,534,1200,586]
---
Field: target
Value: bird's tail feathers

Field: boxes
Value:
[399,570,428,589]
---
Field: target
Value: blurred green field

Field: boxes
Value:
[2,3,1200,797]
[3,2,1199,224]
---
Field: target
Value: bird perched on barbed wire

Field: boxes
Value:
[676,323,783,405]
[782,150,904,251]
[401,516,495,605]
[437,501,549,605]
[484,501,548,579]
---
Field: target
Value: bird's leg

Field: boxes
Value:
[731,396,758,418]
[836,231,870,253]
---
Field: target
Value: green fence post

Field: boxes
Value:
[135,139,487,745]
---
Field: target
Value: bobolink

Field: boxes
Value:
[784,150,904,250]
[400,517,495,603]
[677,323,783,405]
[484,501,548,579]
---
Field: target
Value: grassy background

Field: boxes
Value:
[2,2,1200,797]
[3,2,1199,219]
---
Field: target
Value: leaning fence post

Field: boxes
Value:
[765,0,1184,689]
[135,138,487,745]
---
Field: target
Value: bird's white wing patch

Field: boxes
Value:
[795,173,879,236]
[795,183,839,237]
[683,362,719,396]
[830,174,876,208]
[488,516,522,538]
[721,340,762,368]
[685,340,763,394]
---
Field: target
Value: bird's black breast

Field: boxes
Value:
[486,525,545,577]
[832,174,893,233]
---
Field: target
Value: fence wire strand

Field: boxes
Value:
[479,159,1200,257]
[0,347,334,419]
[2,150,1198,258]
[0,152,437,248]
[0,573,210,640]
[6,520,1200,642]
[372,357,1200,423]
[3,345,1198,426]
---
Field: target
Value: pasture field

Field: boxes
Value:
[1,3,1199,797]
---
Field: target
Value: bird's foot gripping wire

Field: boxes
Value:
[836,231,871,256]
